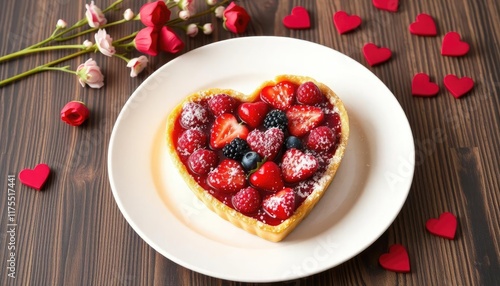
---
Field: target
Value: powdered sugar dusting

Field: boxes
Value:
[180,102,210,129]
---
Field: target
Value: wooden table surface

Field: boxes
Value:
[1,0,499,285]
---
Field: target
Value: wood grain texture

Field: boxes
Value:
[1,0,499,285]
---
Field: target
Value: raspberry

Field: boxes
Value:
[180,102,210,129]
[187,149,218,175]
[263,109,288,132]
[222,138,251,160]
[296,81,324,105]
[208,94,237,116]
[177,129,207,156]
[306,126,336,152]
[232,187,261,214]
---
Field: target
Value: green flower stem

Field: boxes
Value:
[0,50,90,87]
[55,19,129,42]
[113,31,139,44]
[113,53,130,63]
[0,45,87,63]
[41,65,77,74]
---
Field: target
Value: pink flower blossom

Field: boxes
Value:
[127,56,148,77]
[123,8,134,21]
[85,1,107,28]
[94,29,115,57]
[159,26,185,54]
[178,0,195,14]
[60,101,90,126]
[83,40,93,48]
[214,6,225,18]
[186,23,198,37]
[76,58,104,88]
[139,1,171,27]
[56,19,67,28]
[178,10,190,20]
[202,23,213,35]
[134,27,159,56]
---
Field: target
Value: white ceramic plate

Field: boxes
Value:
[108,37,415,282]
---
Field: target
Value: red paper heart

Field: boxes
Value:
[19,163,50,190]
[363,43,392,66]
[379,244,410,273]
[426,212,457,240]
[372,0,399,12]
[333,11,362,34]
[444,75,474,98]
[283,6,310,29]
[441,32,470,57]
[412,73,440,97]
[409,13,437,36]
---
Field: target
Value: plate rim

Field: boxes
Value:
[108,36,415,282]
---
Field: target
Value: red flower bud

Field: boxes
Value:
[134,27,159,56]
[159,26,185,54]
[223,2,250,34]
[139,0,171,27]
[60,101,90,126]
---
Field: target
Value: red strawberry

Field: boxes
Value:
[260,81,297,110]
[237,101,269,128]
[246,127,284,160]
[281,148,319,183]
[177,129,207,156]
[209,114,249,149]
[232,187,261,214]
[262,188,296,220]
[306,126,336,152]
[249,161,284,192]
[208,94,237,116]
[207,159,246,193]
[187,149,218,175]
[286,105,324,137]
[296,81,324,105]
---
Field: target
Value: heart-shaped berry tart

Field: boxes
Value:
[166,75,349,242]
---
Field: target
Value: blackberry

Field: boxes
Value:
[263,109,288,132]
[222,138,251,160]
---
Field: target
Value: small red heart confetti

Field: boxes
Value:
[363,43,392,66]
[426,212,458,240]
[19,163,50,190]
[283,6,310,30]
[372,0,399,12]
[412,73,440,97]
[441,32,470,57]
[379,244,410,273]
[444,75,474,98]
[409,13,437,36]
[333,11,362,34]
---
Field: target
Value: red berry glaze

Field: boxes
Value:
[286,105,324,137]
[246,127,284,160]
[296,81,324,105]
[188,149,218,175]
[207,159,247,193]
[237,101,269,128]
[263,188,296,220]
[232,187,261,214]
[306,126,336,152]
[281,148,319,183]
[208,94,237,116]
[177,129,207,156]
[209,113,249,149]
[260,81,297,110]
[249,161,284,192]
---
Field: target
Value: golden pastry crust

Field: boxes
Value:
[166,75,349,242]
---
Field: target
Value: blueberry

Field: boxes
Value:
[285,136,303,150]
[241,151,261,171]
